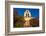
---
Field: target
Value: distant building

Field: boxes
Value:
[24,10,31,18]
[24,10,32,21]
[24,10,32,27]
[24,10,35,21]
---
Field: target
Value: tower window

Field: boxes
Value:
[26,13,27,17]
[28,13,29,17]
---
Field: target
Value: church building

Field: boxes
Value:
[24,10,31,21]
[24,10,32,27]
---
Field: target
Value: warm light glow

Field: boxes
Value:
[24,17,31,21]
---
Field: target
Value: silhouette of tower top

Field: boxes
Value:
[24,10,31,17]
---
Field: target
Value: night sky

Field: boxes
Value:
[13,8,39,17]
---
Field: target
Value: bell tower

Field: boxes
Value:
[24,10,32,27]
[24,10,31,21]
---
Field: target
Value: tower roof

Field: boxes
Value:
[24,10,31,17]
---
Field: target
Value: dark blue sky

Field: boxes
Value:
[13,8,39,17]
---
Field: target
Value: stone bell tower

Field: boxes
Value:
[24,10,32,27]
[24,10,31,17]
